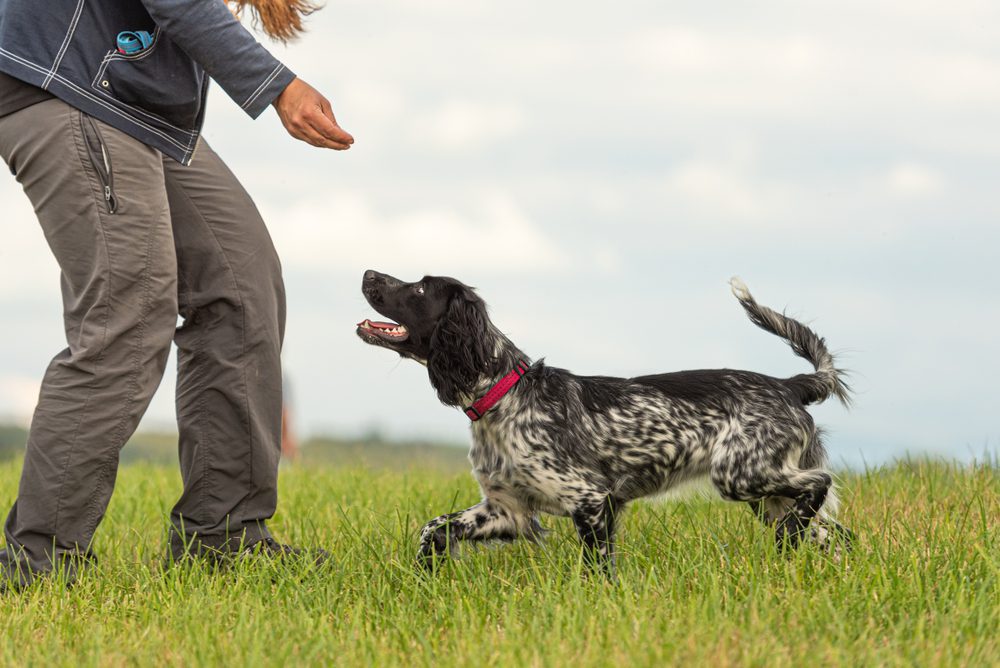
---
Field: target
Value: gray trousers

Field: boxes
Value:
[0,99,285,581]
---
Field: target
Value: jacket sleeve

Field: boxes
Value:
[137,0,297,118]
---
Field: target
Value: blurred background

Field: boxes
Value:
[1,0,998,467]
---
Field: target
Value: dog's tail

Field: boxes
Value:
[729,278,851,408]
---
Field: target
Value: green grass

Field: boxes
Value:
[1,457,997,667]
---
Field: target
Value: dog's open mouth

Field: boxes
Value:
[357,319,410,343]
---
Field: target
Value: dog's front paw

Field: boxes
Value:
[415,520,459,572]
[416,540,443,573]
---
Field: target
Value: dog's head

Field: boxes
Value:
[358,270,506,405]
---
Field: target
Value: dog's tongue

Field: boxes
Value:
[357,319,399,329]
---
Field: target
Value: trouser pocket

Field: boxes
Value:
[79,112,119,214]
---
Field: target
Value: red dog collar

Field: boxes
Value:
[464,360,531,421]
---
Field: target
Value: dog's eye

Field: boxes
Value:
[414,284,425,295]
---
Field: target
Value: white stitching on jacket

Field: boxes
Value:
[1,47,195,159]
[42,0,86,89]
[240,63,283,111]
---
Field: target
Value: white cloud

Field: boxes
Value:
[409,99,526,151]
[338,79,406,123]
[627,27,826,77]
[265,190,572,277]
[885,162,946,197]
[662,159,794,223]
[0,375,39,423]
[0,180,58,299]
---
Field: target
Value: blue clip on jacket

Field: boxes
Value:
[0,0,296,164]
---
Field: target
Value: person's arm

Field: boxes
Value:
[138,0,353,149]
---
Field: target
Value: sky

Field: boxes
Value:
[1,0,998,467]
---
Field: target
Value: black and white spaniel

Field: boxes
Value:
[357,270,854,576]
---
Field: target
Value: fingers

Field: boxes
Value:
[283,107,353,150]
[295,123,351,150]
[312,99,354,147]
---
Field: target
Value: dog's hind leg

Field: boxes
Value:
[748,491,854,553]
[797,427,855,549]
[767,469,832,550]
[748,497,794,525]
[713,452,833,550]
[808,486,856,551]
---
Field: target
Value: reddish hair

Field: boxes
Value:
[230,0,321,42]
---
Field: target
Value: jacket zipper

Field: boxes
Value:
[80,113,118,214]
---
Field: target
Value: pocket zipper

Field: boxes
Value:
[80,113,119,214]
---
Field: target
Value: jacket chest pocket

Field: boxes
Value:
[93,30,205,129]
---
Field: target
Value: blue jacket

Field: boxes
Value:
[0,0,296,164]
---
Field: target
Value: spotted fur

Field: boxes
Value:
[358,271,855,577]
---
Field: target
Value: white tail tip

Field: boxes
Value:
[729,276,752,301]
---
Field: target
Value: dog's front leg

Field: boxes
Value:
[571,495,622,580]
[417,500,523,571]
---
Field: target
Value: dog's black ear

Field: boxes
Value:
[427,288,493,406]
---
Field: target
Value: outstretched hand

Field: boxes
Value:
[273,77,354,150]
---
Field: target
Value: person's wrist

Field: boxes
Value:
[273,77,299,108]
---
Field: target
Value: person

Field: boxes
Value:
[0,0,353,589]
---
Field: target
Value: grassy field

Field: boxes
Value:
[0,455,997,667]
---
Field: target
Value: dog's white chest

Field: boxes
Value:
[469,418,525,477]
[469,416,576,515]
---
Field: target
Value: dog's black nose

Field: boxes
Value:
[363,269,379,283]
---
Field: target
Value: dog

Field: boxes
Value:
[357,270,854,575]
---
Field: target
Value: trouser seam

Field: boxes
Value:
[172,182,252,528]
[83,214,159,536]
[51,109,115,545]
[196,316,208,527]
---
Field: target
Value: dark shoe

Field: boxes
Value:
[1,547,95,592]
[242,537,330,565]
[0,549,28,592]
[164,536,329,569]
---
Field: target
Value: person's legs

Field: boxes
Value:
[0,100,178,587]
[163,139,286,559]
